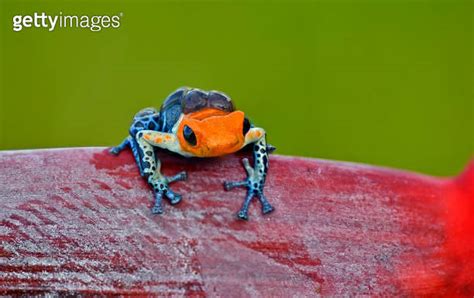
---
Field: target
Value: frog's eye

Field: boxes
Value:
[183,125,197,146]
[243,118,251,136]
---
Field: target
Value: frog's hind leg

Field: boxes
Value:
[127,109,162,177]
[110,136,146,177]
[110,137,131,155]
[129,138,145,177]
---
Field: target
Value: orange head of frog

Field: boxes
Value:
[177,108,247,157]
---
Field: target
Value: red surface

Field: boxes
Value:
[0,148,472,296]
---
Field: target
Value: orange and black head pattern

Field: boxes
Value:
[176,108,249,157]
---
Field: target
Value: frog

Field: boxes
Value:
[110,87,275,220]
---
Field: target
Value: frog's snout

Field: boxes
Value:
[204,134,243,156]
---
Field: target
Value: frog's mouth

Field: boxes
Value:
[177,109,246,157]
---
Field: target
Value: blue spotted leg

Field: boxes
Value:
[110,136,145,177]
[136,131,187,214]
[224,135,274,220]
[110,108,163,177]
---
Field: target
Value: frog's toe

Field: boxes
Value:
[257,193,274,215]
[262,203,275,214]
[165,189,182,205]
[152,205,164,214]
[151,192,164,214]
[110,137,130,155]
[237,210,249,221]
[266,144,277,154]
[109,147,120,155]
[168,171,187,183]
[223,180,247,191]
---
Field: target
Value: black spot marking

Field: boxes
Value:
[143,161,151,169]
[151,166,156,171]
[138,132,143,138]
[135,122,144,128]
[260,148,266,154]
[146,151,152,156]
[243,118,251,136]
[148,121,156,130]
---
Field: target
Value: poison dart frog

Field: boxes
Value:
[110,87,275,220]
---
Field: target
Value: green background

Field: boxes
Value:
[0,0,472,176]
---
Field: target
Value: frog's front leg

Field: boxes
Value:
[224,128,274,220]
[136,130,187,214]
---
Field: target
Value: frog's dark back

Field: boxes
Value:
[159,87,235,133]
[129,107,161,137]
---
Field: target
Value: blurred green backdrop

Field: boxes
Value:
[0,0,472,176]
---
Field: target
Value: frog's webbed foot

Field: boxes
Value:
[149,171,187,214]
[109,147,121,155]
[224,157,274,220]
[224,130,274,220]
[110,137,130,155]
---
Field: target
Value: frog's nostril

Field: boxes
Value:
[183,125,197,146]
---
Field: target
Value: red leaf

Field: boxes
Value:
[0,148,472,295]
